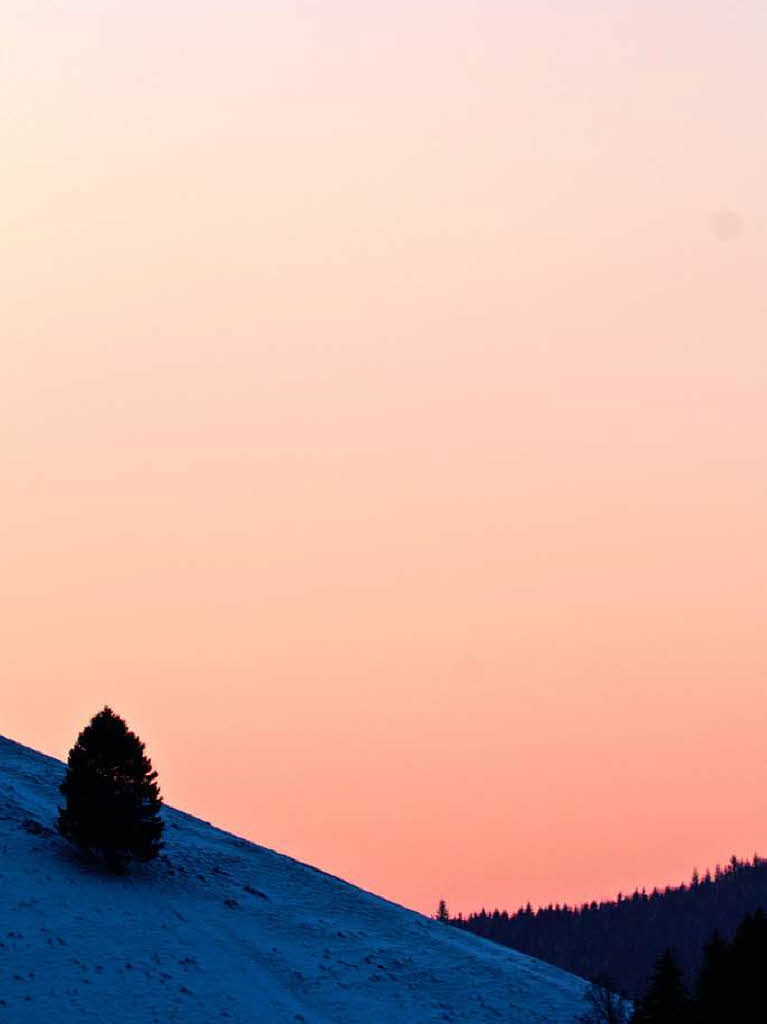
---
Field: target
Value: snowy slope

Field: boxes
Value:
[0,734,587,1023]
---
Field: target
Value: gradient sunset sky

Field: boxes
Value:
[3,1,766,915]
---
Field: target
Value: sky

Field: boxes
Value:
[2,1,766,915]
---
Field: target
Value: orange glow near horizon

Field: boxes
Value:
[2,1,766,916]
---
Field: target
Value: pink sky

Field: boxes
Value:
[2,1,766,915]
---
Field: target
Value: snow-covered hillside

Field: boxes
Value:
[0,734,587,1023]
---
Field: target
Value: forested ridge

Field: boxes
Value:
[448,855,767,998]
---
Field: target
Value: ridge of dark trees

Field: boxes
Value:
[446,854,767,999]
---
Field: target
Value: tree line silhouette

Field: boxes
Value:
[442,856,767,999]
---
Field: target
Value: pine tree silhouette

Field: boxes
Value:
[694,931,731,1024]
[730,909,767,1021]
[631,949,689,1024]
[58,707,164,869]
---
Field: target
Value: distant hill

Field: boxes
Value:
[0,733,586,1023]
[450,856,767,999]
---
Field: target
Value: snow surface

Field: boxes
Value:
[0,734,588,1023]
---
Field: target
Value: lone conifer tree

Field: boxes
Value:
[631,949,689,1024]
[58,707,163,869]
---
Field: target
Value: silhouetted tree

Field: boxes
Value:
[631,950,689,1024]
[435,899,449,922]
[694,931,731,1024]
[729,909,767,1022]
[58,707,163,869]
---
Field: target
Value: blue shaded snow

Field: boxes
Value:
[0,734,587,1023]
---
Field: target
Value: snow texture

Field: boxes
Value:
[0,734,587,1022]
